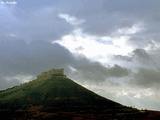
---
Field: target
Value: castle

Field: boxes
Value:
[37,68,66,79]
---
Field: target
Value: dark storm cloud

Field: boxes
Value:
[0,2,72,42]
[41,0,160,40]
[113,48,160,69]
[0,40,73,75]
[59,0,160,47]
[0,39,130,89]
[16,8,72,41]
[68,63,130,83]
[131,49,160,89]
[0,40,73,89]
[113,48,160,89]
[131,68,160,89]
[1,0,160,45]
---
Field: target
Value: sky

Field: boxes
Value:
[0,0,160,110]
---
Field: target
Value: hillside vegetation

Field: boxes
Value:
[0,69,159,120]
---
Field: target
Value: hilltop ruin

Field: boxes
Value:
[37,68,66,79]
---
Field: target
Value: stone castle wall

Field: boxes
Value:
[37,68,66,79]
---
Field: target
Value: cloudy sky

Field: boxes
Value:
[0,0,160,110]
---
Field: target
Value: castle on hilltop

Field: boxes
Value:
[37,68,66,79]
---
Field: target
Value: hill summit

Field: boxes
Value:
[0,68,119,109]
[37,68,67,79]
[0,69,159,120]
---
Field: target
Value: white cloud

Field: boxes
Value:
[115,88,154,99]
[55,15,144,65]
[58,13,85,26]
[5,74,35,83]
[53,28,134,65]
[68,65,78,73]
[145,40,160,51]
[82,81,159,110]
[116,23,144,35]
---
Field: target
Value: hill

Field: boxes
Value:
[0,69,159,120]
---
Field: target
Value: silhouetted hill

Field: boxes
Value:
[0,69,159,120]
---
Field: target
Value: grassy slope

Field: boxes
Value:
[0,75,121,109]
[0,73,159,119]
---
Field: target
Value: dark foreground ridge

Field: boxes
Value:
[0,69,159,120]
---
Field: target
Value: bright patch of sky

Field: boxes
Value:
[54,29,133,64]
[54,13,143,65]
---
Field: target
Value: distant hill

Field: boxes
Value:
[0,69,159,120]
